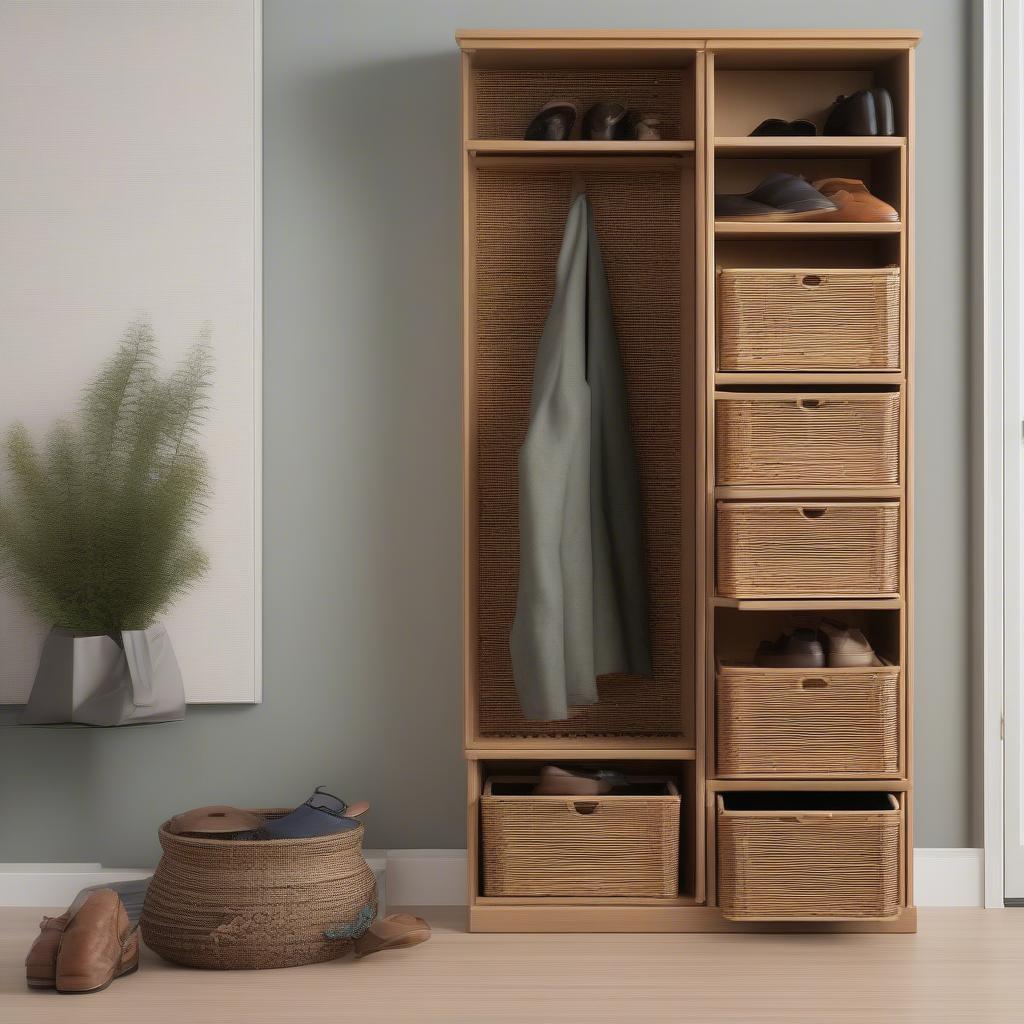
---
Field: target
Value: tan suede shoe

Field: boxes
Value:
[55,889,138,994]
[24,890,92,988]
[810,177,899,223]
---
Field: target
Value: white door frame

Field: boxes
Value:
[982,0,1023,908]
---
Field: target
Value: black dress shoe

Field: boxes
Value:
[824,87,895,136]
[524,101,578,141]
[581,101,627,140]
[715,172,837,222]
[616,109,662,141]
[750,118,816,137]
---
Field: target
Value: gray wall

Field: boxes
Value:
[0,0,973,865]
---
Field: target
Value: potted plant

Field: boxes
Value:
[0,321,212,725]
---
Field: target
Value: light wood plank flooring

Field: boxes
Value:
[2,906,1022,1023]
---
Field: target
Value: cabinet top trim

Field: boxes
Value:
[456,28,921,48]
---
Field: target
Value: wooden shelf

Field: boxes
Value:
[715,372,905,386]
[467,745,696,761]
[715,221,902,238]
[467,139,695,155]
[708,778,911,792]
[715,485,902,500]
[715,136,905,157]
[713,597,904,611]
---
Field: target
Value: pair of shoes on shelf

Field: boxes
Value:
[754,620,881,669]
[748,87,895,137]
[525,100,661,141]
[25,889,138,993]
[715,172,898,223]
[532,765,628,795]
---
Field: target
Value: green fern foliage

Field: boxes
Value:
[0,321,213,632]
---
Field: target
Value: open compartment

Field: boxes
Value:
[712,49,910,139]
[469,158,695,742]
[474,759,696,901]
[469,52,696,142]
[716,791,904,920]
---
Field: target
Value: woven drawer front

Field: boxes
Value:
[716,502,900,598]
[717,794,902,920]
[716,665,901,776]
[481,782,680,898]
[717,268,901,372]
[715,393,900,486]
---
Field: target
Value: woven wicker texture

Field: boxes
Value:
[717,268,900,372]
[716,501,900,598]
[473,165,687,737]
[715,393,900,486]
[481,780,680,898]
[716,796,902,920]
[715,664,900,776]
[471,68,687,140]
[141,811,377,970]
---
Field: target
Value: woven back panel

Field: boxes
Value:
[481,791,680,897]
[717,267,900,371]
[472,68,687,140]
[717,804,902,920]
[715,393,901,486]
[473,165,687,737]
[716,665,900,776]
[716,502,900,598]
[141,812,376,970]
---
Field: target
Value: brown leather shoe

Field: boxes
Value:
[24,890,93,988]
[55,889,139,994]
[810,177,899,223]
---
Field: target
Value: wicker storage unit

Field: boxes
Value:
[717,267,901,372]
[716,662,901,777]
[141,811,377,970]
[716,792,902,920]
[481,778,680,898]
[715,392,901,487]
[716,501,900,598]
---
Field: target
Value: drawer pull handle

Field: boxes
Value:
[800,507,827,519]
[801,274,823,287]
[571,802,599,816]
[798,399,822,410]
[800,678,828,689]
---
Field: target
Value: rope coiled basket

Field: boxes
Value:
[141,810,377,970]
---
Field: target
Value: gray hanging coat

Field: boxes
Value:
[510,193,652,721]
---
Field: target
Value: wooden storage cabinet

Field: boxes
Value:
[460,29,917,933]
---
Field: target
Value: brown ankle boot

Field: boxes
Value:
[55,889,138,994]
[25,912,72,988]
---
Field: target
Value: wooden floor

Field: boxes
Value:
[2,906,1023,1022]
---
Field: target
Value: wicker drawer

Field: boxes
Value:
[715,392,901,487]
[716,792,903,921]
[716,501,900,598]
[717,267,901,372]
[716,663,901,777]
[480,777,680,898]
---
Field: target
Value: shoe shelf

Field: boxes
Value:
[715,136,905,157]
[467,139,695,155]
[715,221,902,237]
[460,28,917,934]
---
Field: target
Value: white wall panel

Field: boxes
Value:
[0,1,260,702]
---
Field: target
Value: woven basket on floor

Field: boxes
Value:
[480,777,680,898]
[715,392,901,487]
[716,501,900,598]
[716,793,902,921]
[717,267,901,372]
[715,661,901,777]
[141,810,376,970]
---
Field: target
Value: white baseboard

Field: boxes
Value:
[0,848,983,909]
